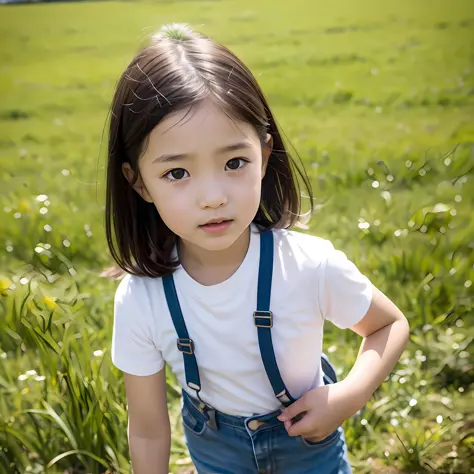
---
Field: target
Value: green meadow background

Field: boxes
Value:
[1,0,473,472]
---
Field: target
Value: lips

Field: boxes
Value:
[200,218,233,226]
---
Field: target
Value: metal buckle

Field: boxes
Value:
[254,310,273,328]
[177,338,194,355]
[277,391,291,405]
[206,408,218,430]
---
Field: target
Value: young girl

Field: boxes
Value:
[107,23,410,474]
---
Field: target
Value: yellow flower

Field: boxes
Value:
[42,296,57,310]
[0,278,12,296]
[19,200,31,213]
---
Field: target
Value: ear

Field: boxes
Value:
[122,162,153,203]
[261,133,273,178]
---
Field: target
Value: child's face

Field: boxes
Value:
[124,99,271,254]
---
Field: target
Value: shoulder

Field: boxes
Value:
[272,227,334,267]
[272,227,365,281]
[115,273,147,300]
[115,273,161,301]
[114,273,164,323]
[111,274,166,375]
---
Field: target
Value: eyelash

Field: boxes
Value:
[162,168,189,182]
[162,157,249,182]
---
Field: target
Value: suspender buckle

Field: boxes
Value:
[177,338,195,355]
[254,310,273,328]
[276,390,292,405]
[206,408,218,430]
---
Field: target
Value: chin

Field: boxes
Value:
[178,221,250,251]
[199,234,239,251]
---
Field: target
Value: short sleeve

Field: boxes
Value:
[319,243,373,329]
[111,275,164,376]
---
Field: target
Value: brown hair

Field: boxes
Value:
[105,23,313,278]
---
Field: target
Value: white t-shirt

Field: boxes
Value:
[111,226,372,416]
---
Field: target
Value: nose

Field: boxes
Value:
[198,180,228,209]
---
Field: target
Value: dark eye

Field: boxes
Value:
[226,158,246,171]
[164,168,189,181]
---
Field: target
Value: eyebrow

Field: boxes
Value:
[152,141,253,164]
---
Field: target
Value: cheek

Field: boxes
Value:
[140,173,183,216]
[247,164,265,190]
[152,189,190,235]
[152,186,185,217]
[233,169,263,202]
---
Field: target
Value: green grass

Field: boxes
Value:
[1,0,473,472]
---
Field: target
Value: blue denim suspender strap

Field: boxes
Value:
[321,353,337,385]
[256,232,337,388]
[162,275,201,392]
[254,230,296,407]
[162,275,218,429]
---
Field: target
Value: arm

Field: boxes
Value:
[279,285,410,439]
[124,368,171,474]
[343,285,410,407]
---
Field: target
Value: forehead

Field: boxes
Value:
[143,100,260,157]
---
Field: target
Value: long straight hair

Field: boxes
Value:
[105,23,313,278]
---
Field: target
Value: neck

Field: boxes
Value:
[179,227,250,285]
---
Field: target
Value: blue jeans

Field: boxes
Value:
[181,390,352,474]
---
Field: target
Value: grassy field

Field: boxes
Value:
[1,0,473,472]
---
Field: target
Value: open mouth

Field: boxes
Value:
[200,219,233,227]
[199,219,234,233]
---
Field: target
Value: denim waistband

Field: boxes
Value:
[182,390,284,430]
